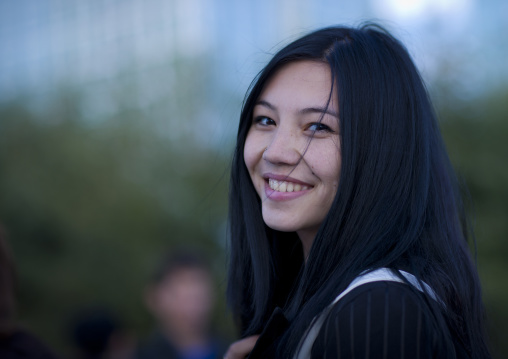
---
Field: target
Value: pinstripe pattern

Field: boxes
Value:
[310,282,435,358]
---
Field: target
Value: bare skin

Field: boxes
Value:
[223,335,260,359]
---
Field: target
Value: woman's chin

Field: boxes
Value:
[263,218,296,234]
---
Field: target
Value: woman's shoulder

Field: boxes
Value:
[331,278,433,313]
[311,280,455,358]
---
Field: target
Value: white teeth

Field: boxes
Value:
[268,179,309,192]
[279,182,287,192]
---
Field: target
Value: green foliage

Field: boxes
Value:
[439,90,508,358]
[1,84,507,357]
[0,97,233,355]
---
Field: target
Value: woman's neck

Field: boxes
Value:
[296,229,317,261]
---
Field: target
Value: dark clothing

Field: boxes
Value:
[248,281,469,358]
[135,332,180,359]
[312,281,469,358]
[0,330,59,359]
[135,331,226,359]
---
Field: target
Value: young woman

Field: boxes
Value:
[225,24,490,358]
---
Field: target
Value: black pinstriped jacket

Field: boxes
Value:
[248,280,469,358]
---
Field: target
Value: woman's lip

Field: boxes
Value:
[264,181,310,201]
[262,173,313,187]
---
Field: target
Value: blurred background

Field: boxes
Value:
[0,0,507,357]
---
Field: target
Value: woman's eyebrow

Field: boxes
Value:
[255,100,338,118]
[254,99,276,111]
[299,107,339,118]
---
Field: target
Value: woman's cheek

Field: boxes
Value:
[243,132,262,172]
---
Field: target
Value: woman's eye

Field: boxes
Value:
[253,116,275,126]
[308,122,334,133]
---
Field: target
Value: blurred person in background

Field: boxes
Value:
[70,306,135,359]
[135,250,226,359]
[0,224,60,359]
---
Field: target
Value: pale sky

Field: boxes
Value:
[0,0,505,105]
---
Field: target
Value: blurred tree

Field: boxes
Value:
[438,89,508,359]
[0,92,232,355]
[1,76,506,357]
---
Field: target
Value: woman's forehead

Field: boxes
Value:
[256,60,337,113]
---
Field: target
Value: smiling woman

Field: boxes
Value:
[225,24,490,359]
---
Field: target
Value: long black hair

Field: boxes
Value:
[227,24,489,357]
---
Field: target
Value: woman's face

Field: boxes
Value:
[244,60,341,254]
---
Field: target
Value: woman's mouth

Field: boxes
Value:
[268,178,311,192]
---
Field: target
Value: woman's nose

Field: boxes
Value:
[262,127,302,166]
